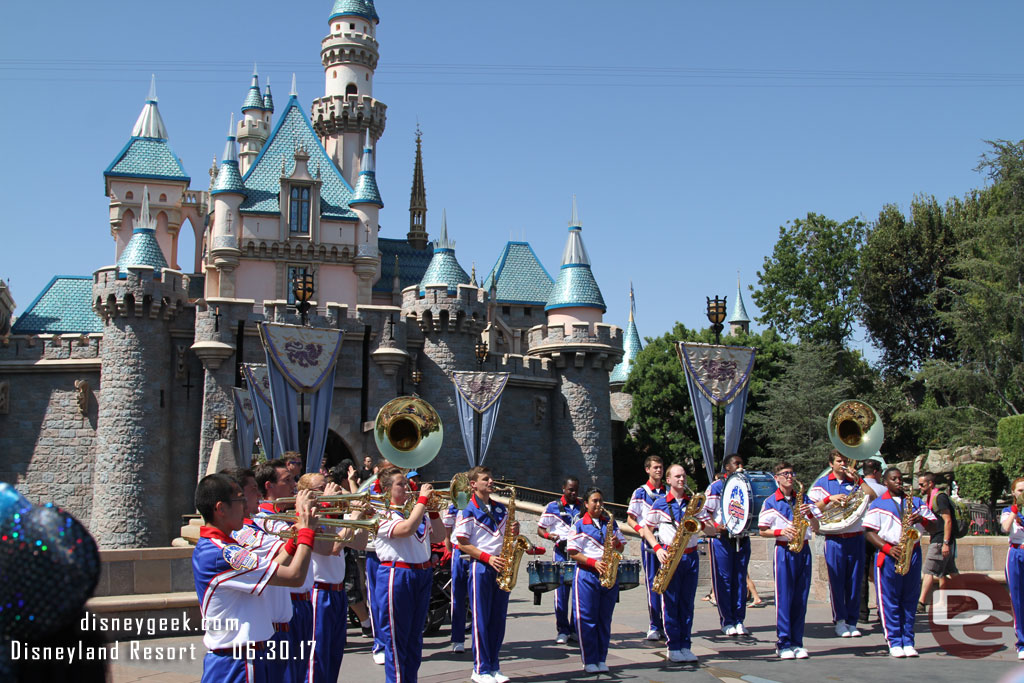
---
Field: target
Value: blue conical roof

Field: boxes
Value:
[730,275,751,324]
[610,317,642,384]
[263,81,274,112]
[329,0,379,23]
[212,116,245,195]
[118,188,168,272]
[242,68,264,111]
[419,212,470,295]
[483,242,553,306]
[545,199,605,312]
[351,136,383,206]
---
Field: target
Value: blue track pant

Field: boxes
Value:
[875,546,921,649]
[573,567,618,666]
[469,560,510,675]
[1007,545,1024,652]
[376,565,433,683]
[640,545,663,632]
[773,544,812,650]
[306,586,346,683]
[660,550,699,651]
[708,536,750,629]
[450,548,470,643]
[825,534,865,627]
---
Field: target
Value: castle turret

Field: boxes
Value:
[312,0,387,186]
[408,126,429,250]
[419,211,470,295]
[91,211,187,546]
[238,66,271,175]
[729,273,751,335]
[104,76,190,270]
[609,285,642,391]
[544,197,606,327]
[209,116,244,298]
[263,79,275,113]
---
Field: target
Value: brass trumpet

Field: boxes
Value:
[270,491,390,514]
[262,515,381,542]
[424,472,472,512]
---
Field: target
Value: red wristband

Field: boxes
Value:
[773,529,782,537]
[417,495,430,507]
[1013,505,1020,515]
[823,495,832,506]
[632,523,642,533]
[653,544,664,552]
[296,527,315,548]
[479,552,492,564]
[284,538,298,556]
[882,543,893,556]
[586,557,597,569]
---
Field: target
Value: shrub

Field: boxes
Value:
[998,415,1024,481]
[954,462,1007,505]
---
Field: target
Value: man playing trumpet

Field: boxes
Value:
[809,450,877,638]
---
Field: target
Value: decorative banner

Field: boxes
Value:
[259,322,345,393]
[258,323,344,474]
[242,364,278,461]
[677,343,756,481]
[452,371,510,468]
[232,388,256,464]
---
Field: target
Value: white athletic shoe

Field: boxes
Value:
[584,664,601,673]
[777,648,796,660]
[372,651,386,665]
[1017,649,1024,660]
[493,671,511,683]
[668,649,686,662]
[645,628,663,641]
[556,633,569,645]
[678,648,698,663]
[734,623,750,636]
[889,646,906,658]
[903,646,919,657]
[597,662,610,672]
[472,673,497,683]
[846,624,862,637]
[794,647,809,659]
[451,642,465,653]
[723,624,737,636]
[836,622,851,637]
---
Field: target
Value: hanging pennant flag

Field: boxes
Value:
[232,387,257,465]
[242,364,277,461]
[451,371,510,468]
[259,322,344,474]
[677,342,756,480]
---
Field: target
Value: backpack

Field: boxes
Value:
[948,495,971,538]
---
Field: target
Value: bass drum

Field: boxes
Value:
[720,471,778,537]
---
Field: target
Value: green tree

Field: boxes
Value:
[752,212,866,346]
[856,197,959,375]
[998,415,1024,481]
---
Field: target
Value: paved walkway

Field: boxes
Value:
[108,570,1024,683]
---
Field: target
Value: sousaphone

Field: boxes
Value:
[819,400,883,533]
[373,396,444,469]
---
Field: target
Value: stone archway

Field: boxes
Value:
[297,424,355,471]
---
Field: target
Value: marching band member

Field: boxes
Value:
[568,487,626,674]
[863,467,938,658]
[365,456,394,665]
[538,475,582,644]
[758,461,821,660]
[297,472,370,683]
[1000,476,1024,660]
[627,454,667,641]
[640,464,700,663]
[455,466,518,683]
[444,500,470,653]
[809,450,876,638]
[700,454,752,636]
[374,468,446,683]
[192,473,317,683]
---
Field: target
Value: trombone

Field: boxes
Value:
[270,491,390,515]
[261,515,381,542]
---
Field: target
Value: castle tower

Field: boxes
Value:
[609,285,642,391]
[104,76,191,270]
[237,66,271,175]
[91,188,187,548]
[209,116,245,298]
[311,0,387,187]
[419,211,470,295]
[408,127,429,249]
[532,197,621,494]
[729,272,751,335]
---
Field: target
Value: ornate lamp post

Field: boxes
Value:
[475,340,488,366]
[213,414,228,440]
[411,368,423,386]
[291,271,315,326]
[706,295,727,345]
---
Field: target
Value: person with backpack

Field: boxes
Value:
[916,471,959,612]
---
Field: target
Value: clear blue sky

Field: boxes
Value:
[3,2,1022,359]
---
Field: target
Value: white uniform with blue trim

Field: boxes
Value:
[629,481,666,633]
[1001,506,1024,653]
[444,503,471,645]
[539,496,582,637]
[809,472,868,629]
[645,492,701,652]
[567,513,626,667]
[701,477,751,630]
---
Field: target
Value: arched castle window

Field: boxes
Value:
[125,191,134,200]
[346,83,357,96]
[289,186,310,234]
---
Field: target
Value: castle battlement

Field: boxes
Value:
[527,322,623,350]
[402,284,487,335]
[492,352,554,378]
[311,94,387,138]
[92,266,187,321]
[322,31,380,58]
[0,333,102,362]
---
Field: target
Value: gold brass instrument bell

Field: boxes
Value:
[819,399,884,534]
[424,471,472,511]
[262,515,381,542]
[374,396,444,469]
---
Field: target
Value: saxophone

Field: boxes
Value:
[495,485,532,592]
[787,479,810,553]
[894,493,921,576]
[652,490,706,594]
[599,510,622,589]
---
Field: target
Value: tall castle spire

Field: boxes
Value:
[545,196,605,318]
[729,271,751,335]
[610,283,642,387]
[408,126,429,250]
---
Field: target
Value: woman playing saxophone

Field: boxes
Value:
[863,466,938,659]
[567,487,625,675]
[1000,477,1024,660]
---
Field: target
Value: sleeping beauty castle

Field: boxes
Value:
[0,0,673,548]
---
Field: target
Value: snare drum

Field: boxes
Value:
[617,559,641,591]
[527,561,560,594]
[558,561,575,586]
[720,471,778,537]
